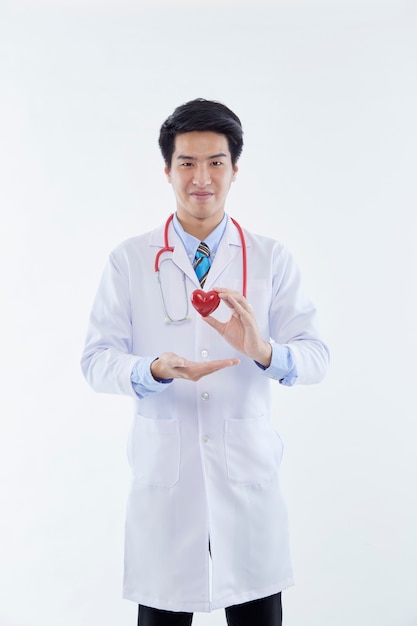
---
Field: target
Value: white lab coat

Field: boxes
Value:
[81,217,329,613]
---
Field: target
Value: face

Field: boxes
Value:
[165,131,238,235]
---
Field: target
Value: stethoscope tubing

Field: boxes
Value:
[154,214,175,273]
[229,217,247,298]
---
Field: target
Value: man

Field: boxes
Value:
[81,98,329,626]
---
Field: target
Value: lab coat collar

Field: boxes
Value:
[204,217,248,291]
[149,216,249,291]
[149,220,200,287]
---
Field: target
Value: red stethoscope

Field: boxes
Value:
[155,213,247,323]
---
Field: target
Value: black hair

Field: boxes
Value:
[158,98,243,168]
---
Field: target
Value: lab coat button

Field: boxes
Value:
[202,435,210,443]
[201,392,210,401]
[201,349,209,358]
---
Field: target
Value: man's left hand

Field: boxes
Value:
[202,287,272,368]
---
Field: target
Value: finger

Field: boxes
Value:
[220,293,253,318]
[181,358,239,380]
[217,291,246,308]
[203,358,240,372]
[212,286,241,297]
[216,296,236,311]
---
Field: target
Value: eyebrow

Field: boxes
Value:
[176,153,228,161]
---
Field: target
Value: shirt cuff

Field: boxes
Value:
[130,357,173,399]
[255,343,298,386]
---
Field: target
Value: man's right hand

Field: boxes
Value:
[151,352,239,382]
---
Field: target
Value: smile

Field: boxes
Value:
[191,192,214,199]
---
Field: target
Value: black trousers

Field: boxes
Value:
[138,593,282,626]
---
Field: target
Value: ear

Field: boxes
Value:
[164,164,172,183]
[232,163,239,182]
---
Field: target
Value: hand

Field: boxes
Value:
[151,352,239,382]
[202,287,272,367]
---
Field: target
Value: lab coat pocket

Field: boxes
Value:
[130,415,180,488]
[224,418,283,486]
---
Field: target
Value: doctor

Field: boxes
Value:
[81,98,329,626]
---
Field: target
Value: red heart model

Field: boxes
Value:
[191,289,220,317]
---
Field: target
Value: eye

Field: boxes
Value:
[180,162,194,167]
[211,161,223,166]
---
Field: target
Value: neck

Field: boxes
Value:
[176,214,224,241]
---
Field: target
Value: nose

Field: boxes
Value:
[192,165,211,187]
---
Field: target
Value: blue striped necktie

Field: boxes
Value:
[193,242,211,288]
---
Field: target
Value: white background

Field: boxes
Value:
[1,1,416,625]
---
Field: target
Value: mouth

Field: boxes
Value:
[191,192,214,200]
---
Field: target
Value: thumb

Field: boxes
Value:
[202,315,223,332]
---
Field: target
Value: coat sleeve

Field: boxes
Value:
[80,248,141,398]
[269,243,330,385]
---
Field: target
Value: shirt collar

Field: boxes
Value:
[172,213,228,261]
